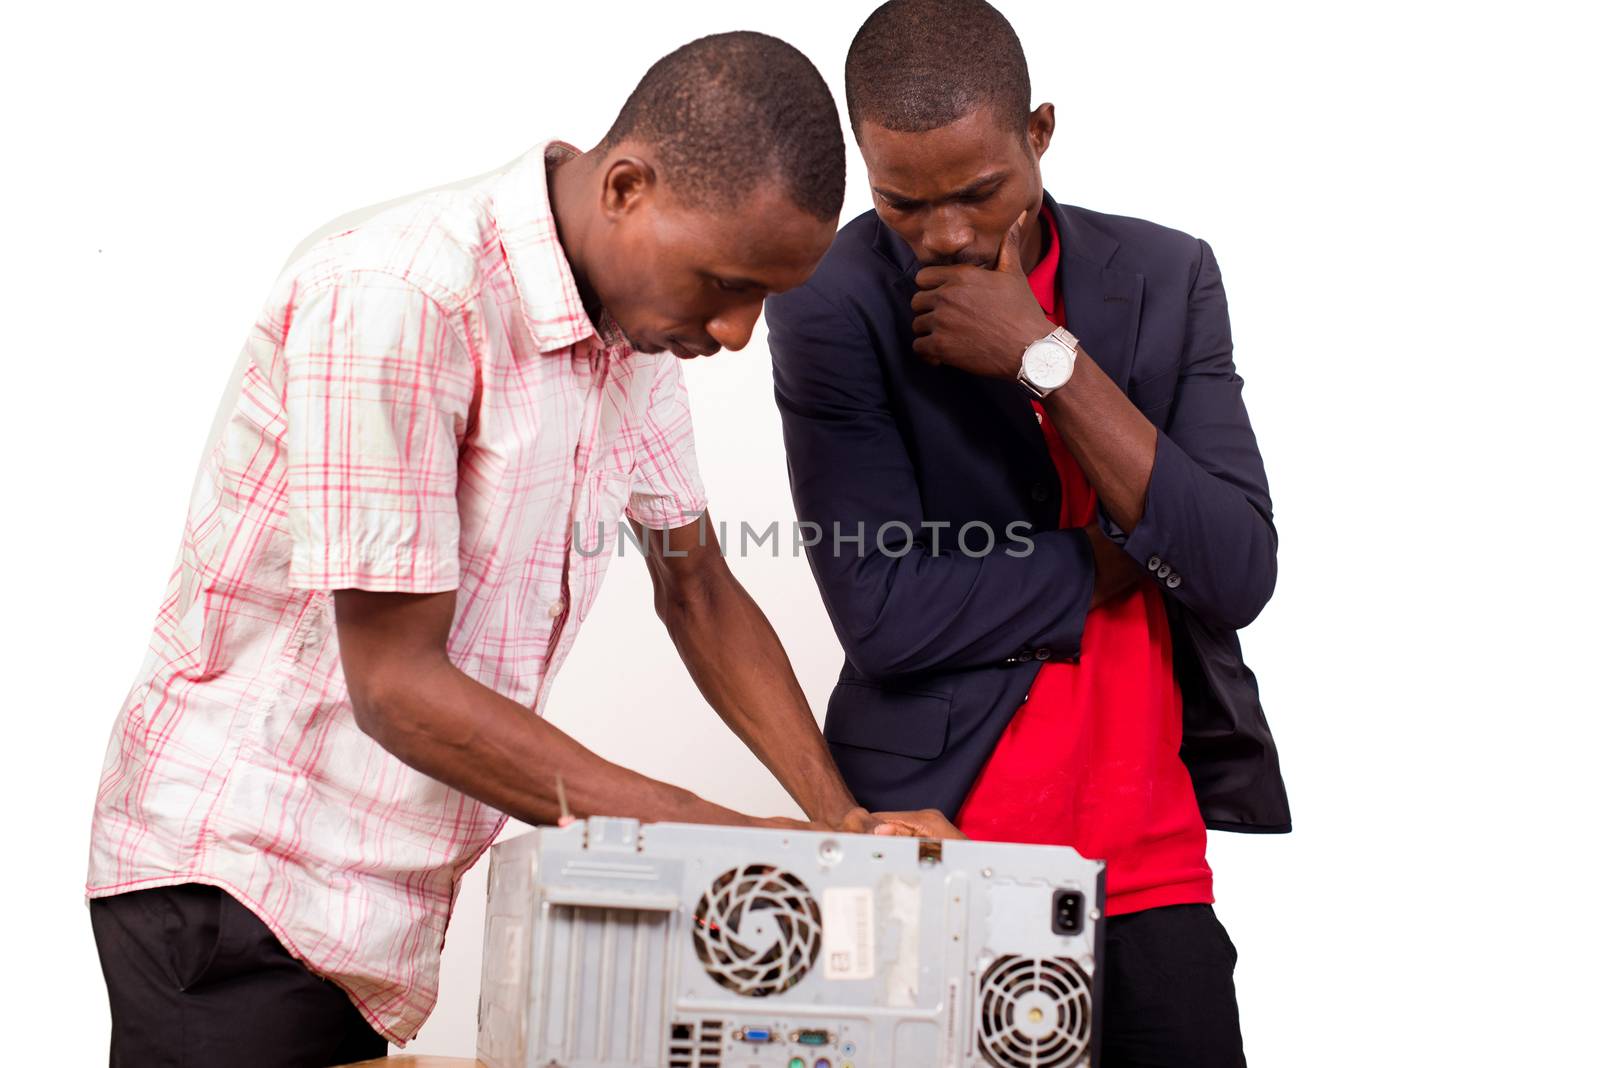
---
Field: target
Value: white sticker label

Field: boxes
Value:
[822,886,875,980]
[884,878,920,1006]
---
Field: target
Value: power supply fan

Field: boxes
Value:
[976,956,1093,1068]
[691,864,822,997]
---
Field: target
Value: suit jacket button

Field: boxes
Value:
[1035,647,1051,660]
[1147,556,1162,571]
[1030,483,1049,503]
[1157,564,1172,579]
[1166,574,1182,589]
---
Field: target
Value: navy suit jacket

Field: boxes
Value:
[765,193,1291,833]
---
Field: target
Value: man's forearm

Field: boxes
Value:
[351,649,760,829]
[1042,348,1158,532]
[651,546,862,826]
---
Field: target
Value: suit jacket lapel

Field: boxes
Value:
[1054,196,1143,394]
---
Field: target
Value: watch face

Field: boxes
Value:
[1023,340,1071,390]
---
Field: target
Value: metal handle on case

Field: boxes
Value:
[540,886,680,911]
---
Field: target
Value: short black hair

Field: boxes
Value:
[601,32,845,221]
[845,0,1031,136]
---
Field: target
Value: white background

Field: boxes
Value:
[2,0,1595,1063]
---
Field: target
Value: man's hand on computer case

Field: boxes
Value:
[870,809,969,839]
[749,807,959,838]
[762,807,908,836]
[831,806,901,835]
[811,806,963,838]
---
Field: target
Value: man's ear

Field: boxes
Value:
[601,155,657,220]
[1027,103,1056,160]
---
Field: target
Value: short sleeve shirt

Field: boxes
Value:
[87,142,706,1042]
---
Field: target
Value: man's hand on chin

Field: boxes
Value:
[910,210,1053,379]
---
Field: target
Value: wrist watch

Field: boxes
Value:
[1017,325,1080,398]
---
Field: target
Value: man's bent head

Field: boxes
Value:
[846,0,1053,270]
[568,32,844,358]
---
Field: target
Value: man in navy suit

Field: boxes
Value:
[765,1,1290,1063]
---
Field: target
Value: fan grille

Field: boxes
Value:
[692,865,822,997]
[976,956,1092,1068]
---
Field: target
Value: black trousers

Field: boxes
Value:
[1100,903,1246,1067]
[90,883,388,1068]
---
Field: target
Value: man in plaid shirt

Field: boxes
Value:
[87,32,958,1066]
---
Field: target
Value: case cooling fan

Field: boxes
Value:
[976,955,1093,1068]
[692,864,822,997]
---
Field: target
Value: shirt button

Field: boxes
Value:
[1166,574,1182,589]
[1157,564,1172,579]
[1030,483,1049,503]
[1147,556,1162,571]
[547,600,566,618]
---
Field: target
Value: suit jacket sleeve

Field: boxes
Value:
[767,283,1097,682]
[1121,238,1277,630]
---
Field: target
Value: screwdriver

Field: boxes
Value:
[555,774,574,827]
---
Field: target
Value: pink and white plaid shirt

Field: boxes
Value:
[87,142,707,1043]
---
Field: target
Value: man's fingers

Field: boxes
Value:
[835,807,894,836]
[1086,524,1151,609]
[914,265,963,289]
[910,334,942,364]
[995,209,1030,274]
[909,288,940,313]
[869,809,968,839]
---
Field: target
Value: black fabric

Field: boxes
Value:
[764,195,1292,832]
[90,883,388,1068]
[1100,904,1246,1067]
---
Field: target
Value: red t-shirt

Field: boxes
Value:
[954,210,1213,916]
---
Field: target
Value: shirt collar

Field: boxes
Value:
[1026,205,1063,321]
[489,140,628,356]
